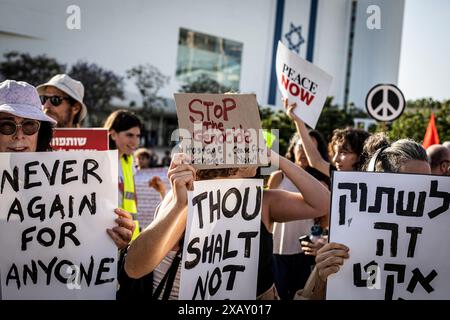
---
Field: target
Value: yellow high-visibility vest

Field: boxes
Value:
[120,156,140,240]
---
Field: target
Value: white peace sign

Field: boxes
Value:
[365,84,405,122]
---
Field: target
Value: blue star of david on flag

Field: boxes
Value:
[284,23,305,54]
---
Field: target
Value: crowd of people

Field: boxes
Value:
[0,76,449,300]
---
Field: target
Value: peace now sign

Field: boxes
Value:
[365,84,406,122]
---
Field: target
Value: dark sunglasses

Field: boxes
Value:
[40,95,71,107]
[0,119,41,136]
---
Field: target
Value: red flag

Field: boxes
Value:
[422,112,440,149]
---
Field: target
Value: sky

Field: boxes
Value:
[398,0,450,101]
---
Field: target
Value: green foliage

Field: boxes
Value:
[383,98,450,143]
[69,61,124,126]
[126,64,170,126]
[0,51,66,86]
[316,98,368,142]
[179,74,231,93]
[126,64,169,110]
[260,107,295,157]
[261,96,450,156]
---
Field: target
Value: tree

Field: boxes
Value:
[0,51,66,86]
[126,64,170,120]
[316,98,368,142]
[69,61,125,126]
[179,74,231,93]
[384,98,450,143]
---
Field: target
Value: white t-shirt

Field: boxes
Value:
[272,175,314,255]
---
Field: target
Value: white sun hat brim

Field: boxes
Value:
[0,102,57,125]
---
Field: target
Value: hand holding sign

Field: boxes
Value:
[315,242,350,282]
[283,98,301,122]
[107,208,135,250]
[168,153,196,208]
[276,41,332,129]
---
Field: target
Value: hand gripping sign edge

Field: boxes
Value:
[365,84,406,122]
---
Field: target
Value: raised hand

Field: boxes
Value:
[167,153,196,208]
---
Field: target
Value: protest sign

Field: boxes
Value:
[179,179,263,300]
[174,93,268,169]
[276,41,332,129]
[0,150,118,299]
[327,171,450,300]
[134,167,170,228]
[52,128,109,151]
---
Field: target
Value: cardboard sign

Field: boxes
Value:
[52,128,109,151]
[134,167,170,228]
[0,150,118,300]
[174,93,268,169]
[276,41,332,129]
[179,179,263,300]
[327,171,450,300]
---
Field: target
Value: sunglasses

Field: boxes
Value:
[40,95,71,107]
[0,119,41,136]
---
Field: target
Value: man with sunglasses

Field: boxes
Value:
[37,74,88,128]
[427,144,450,176]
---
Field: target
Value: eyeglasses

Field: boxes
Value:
[40,95,71,107]
[0,119,41,136]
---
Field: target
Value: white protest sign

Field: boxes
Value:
[134,167,170,228]
[276,40,332,129]
[0,150,118,300]
[327,171,450,300]
[179,179,263,300]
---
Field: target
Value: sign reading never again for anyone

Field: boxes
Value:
[0,150,118,300]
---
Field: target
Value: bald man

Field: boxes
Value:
[427,144,450,176]
[443,141,450,150]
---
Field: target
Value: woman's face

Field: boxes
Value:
[111,126,141,156]
[294,137,318,168]
[135,154,150,169]
[332,144,359,171]
[399,160,431,174]
[0,113,39,152]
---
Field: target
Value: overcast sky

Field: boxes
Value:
[398,0,450,101]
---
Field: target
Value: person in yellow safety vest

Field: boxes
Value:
[104,110,142,240]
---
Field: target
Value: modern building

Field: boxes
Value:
[0,0,404,147]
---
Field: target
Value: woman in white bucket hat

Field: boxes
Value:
[0,79,135,251]
[0,80,57,152]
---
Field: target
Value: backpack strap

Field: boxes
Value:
[152,235,184,300]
